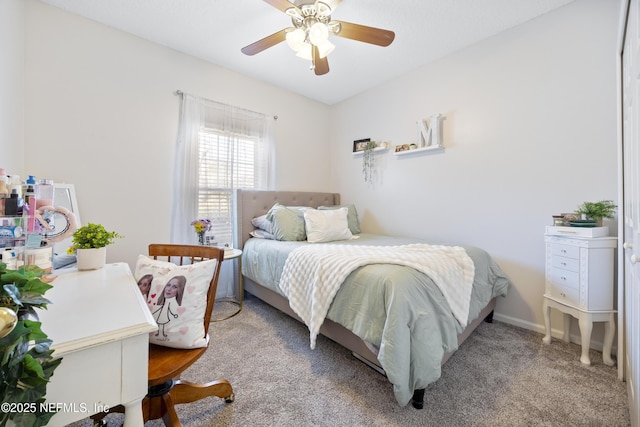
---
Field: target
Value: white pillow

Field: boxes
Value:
[134,255,218,349]
[303,207,353,243]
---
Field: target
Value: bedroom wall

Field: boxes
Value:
[11,0,622,348]
[0,0,25,174]
[329,0,621,343]
[23,0,331,267]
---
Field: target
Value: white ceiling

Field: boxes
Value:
[37,0,575,105]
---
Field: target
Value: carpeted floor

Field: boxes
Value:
[71,296,630,427]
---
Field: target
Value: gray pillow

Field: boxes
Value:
[266,203,307,241]
[319,204,360,234]
[251,214,273,233]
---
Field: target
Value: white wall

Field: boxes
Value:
[0,0,25,174]
[23,0,331,267]
[329,0,620,341]
[11,0,622,344]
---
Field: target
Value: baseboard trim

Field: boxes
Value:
[493,312,616,355]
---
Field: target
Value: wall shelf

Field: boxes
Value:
[393,146,444,156]
[352,147,388,156]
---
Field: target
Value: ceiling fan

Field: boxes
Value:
[241,0,395,76]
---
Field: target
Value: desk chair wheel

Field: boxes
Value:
[225,393,235,403]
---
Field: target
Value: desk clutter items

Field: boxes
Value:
[547,200,617,238]
[0,169,78,272]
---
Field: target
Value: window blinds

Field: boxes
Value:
[197,128,267,245]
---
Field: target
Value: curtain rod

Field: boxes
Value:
[175,90,278,120]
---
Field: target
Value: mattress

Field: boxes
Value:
[241,233,511,406]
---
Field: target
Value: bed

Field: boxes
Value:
[234,190,511,409]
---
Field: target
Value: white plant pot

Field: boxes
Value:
[76,247,106,271]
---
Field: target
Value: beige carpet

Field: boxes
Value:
[70,296,630,427]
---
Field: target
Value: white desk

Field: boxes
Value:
[38,263,157,426]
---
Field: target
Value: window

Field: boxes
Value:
[172,93,272,252]
[196,127,269,246]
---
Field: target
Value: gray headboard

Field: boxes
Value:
[234,190,340,249]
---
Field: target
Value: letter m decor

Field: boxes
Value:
[416,114,445,148]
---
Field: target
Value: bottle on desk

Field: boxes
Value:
[23,184,36,234]
[7,174,22,198]
[0,169,8,215]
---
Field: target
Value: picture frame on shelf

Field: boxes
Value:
[353,138,371,152]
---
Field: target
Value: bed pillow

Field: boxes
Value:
[134,254,218,349]
[249,229,275,239]
[266,203,308,241]
[304,207,353,243]
[319,204,361,234]
[251,214,273,234]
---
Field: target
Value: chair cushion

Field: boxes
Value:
[135,255,218,349]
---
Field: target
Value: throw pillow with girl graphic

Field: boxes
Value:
[134,255,218,349]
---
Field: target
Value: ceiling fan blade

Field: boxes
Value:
[312,45,329,75]
[241,29,288,56]
[332,20,395,47]
[263,0,299,14]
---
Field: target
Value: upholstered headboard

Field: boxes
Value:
[234,190,341,249]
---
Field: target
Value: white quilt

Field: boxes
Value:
[278,243,476,348]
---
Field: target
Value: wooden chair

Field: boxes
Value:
[92,244,234,427]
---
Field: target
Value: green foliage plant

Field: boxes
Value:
[575,200,618,222]
[0,263,62,427]
[362,140,378,183]
[67,223,123,254]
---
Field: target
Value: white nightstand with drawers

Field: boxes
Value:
[542,233,617,366]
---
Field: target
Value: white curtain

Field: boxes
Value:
[171,93,274,297]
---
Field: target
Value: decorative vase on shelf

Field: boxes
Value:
[76,247,106,271]
[197,231,205,245]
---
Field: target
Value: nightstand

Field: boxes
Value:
[212,248,243,321]
[542,233,617,366]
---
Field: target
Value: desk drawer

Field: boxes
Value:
[551,243,579,260]
[47,341,122,426]
[547,282,580,307]
[551,256,580,272]
[549,267,579,290]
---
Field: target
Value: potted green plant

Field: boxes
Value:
[67,223,123,270]
[575,200,617,226]
[362,140,378,182]
[0,264,62,427]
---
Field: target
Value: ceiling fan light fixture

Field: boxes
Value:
[300,4,316,16]
[285,7,302,20]
[316,2,332,17]
[308,22,329,45]
[328,21,341,34]
[286,28,306,51]
[317,39,335,58]
[295,42,313,60]
[242,0,395,76]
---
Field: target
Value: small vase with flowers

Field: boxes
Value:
[191,218,212,245]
